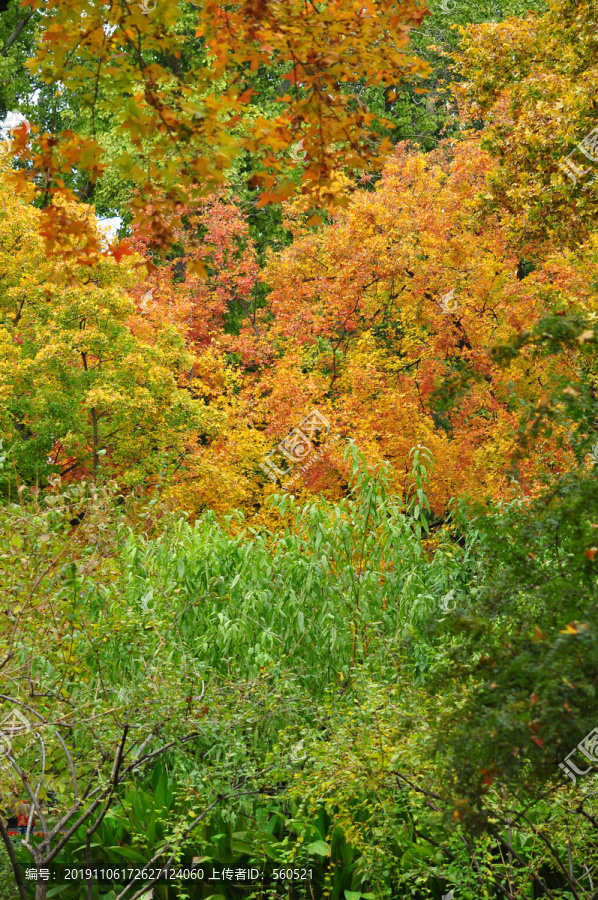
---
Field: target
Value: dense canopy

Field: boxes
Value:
[2,0,598,898]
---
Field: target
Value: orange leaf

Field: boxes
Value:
[110,239,135,264]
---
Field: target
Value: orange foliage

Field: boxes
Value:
[135,140,588,517]
[17,0,431,260]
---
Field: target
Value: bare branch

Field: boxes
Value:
[1,750,50,841]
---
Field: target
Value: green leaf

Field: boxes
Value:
[105,845,147,863]
[308,839,331,856]
[231,839,255,854]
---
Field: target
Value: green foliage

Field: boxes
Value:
[1,452,597,899]
[0,842,19,899]
[437,473,598,798]
[0,1,43,120]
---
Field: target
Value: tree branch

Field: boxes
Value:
[1,9,35,57]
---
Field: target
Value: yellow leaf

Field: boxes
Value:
[187,260,207,278]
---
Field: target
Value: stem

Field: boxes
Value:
[91,407,99,478]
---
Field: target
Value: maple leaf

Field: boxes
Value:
[187,260,208,278]
[20,0,431,256]
[110,240,135,264]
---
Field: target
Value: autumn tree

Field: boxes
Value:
[0,163,219,490]
[453,0,598,249]
[112,136,598,520]
[193,138,578,514]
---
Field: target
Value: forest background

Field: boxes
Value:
[2,0,598,898]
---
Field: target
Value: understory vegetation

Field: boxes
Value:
[1,445,597,898]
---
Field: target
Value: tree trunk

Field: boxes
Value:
[0,817,27,900]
